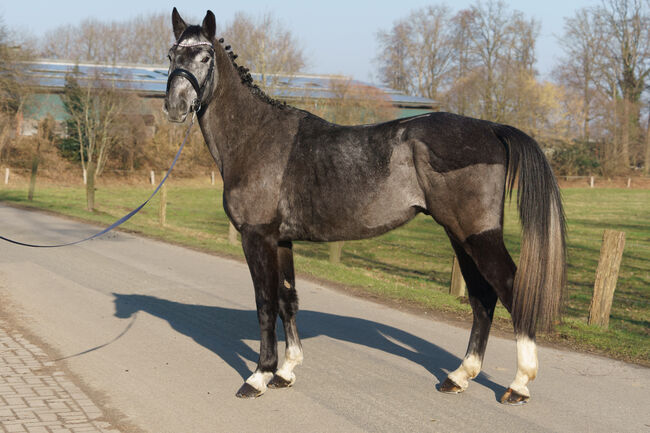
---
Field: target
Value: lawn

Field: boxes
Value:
[1,180,648,364]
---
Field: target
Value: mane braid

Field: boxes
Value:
[221,40,287,109]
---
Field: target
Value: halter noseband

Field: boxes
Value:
[166,41,215,114]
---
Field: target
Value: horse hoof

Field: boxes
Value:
[235,382,263,399]
[438,378,464,394]
[500,388,529,405]
[267,374,294,389]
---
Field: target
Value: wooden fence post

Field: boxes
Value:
[450,255,466,297]
[228,222,238,245]
[329,241,344,264]
[211,171,215,186]
[4,168,9,185]
[159,180,167,227]
[589,176,594,188]
[588,230,626,328]
[626,177,631,188]
[150,170,155,186]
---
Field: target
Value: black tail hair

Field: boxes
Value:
[494,124,567,336]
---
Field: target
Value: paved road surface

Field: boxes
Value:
[0,204,648,433]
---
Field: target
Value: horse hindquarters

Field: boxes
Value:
[415,122,566,404]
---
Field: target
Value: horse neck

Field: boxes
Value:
[198,45,288,176]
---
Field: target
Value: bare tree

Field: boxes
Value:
[408,5,455,100]
[301,78,397,126]
[446,9,476,115]
[375,6,454,99]
[598,0,650,170]
[0,15,36,161]
[554,1,650,173]
[27,115,55,201]
[375,21,412,93]
[62,67,126,211]
[555,8,609,141]
[40,13,174,64]
[222,12,306,89]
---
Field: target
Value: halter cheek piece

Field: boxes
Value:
[166,41,215,114]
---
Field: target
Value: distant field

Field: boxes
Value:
[0,181,648,364]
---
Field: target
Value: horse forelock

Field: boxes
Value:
[177,25,205,44]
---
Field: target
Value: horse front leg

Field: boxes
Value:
[236,228,280,398]
[268,240,303,389]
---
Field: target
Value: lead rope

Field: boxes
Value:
[0,112,196,248]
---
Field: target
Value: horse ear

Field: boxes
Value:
[172,7,188,41]
[202,10,216,41]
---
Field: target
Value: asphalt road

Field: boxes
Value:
[0,204,648,433]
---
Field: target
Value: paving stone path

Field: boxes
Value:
[0,321,119,433]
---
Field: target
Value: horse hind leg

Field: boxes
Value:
[268,241,304,389]
[439,234,498,394]
[453,228,537,404]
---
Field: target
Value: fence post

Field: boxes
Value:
[626,177,631,188]
[4,168,9,185]
[150,170,155,186]
[329,241,344,264]
[228,222,238,245]
[449,255,466,297]
[589,176,594,188]
[82,168,87,185]
[211,171,215,186]
[588,230,625,328]
[159,180,167,227]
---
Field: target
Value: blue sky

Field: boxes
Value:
[2,0,599,83]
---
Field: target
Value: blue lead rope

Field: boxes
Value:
[0,113,195,248]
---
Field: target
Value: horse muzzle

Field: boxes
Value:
[163,97,191,123]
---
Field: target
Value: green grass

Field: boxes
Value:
[1,181,648,364]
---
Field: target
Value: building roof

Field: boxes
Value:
[21,60,436,109]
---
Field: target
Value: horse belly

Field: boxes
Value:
[279,142,425,241]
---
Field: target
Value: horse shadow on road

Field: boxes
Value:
[111,293,505,399]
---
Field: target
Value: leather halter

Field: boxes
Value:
[166,41,215,114]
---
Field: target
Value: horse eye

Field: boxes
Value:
[201,56,210,63]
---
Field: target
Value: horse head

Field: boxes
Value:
[164,8,217,122]
[112,293,146,319]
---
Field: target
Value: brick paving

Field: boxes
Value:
[0,321,120,433]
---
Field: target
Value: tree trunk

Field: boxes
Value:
[645,106,650,175]
[620,99,630,172]
[86,160,96,212]
[27,155,39,201]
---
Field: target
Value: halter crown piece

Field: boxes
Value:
[174,41,214,48]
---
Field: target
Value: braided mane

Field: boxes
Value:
[217,37,287,108]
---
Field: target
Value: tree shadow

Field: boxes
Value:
[112,293,506,399]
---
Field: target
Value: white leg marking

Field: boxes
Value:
[245,371,274,393]
[275,345,303,384]
[509,336,538,397]
[447,353,482,390]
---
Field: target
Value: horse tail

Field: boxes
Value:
[494,124,566,335]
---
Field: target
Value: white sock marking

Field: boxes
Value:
[275,345,303,383]
[245,371,273,393]
[447,353,482,390]
[509,336,538,397]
